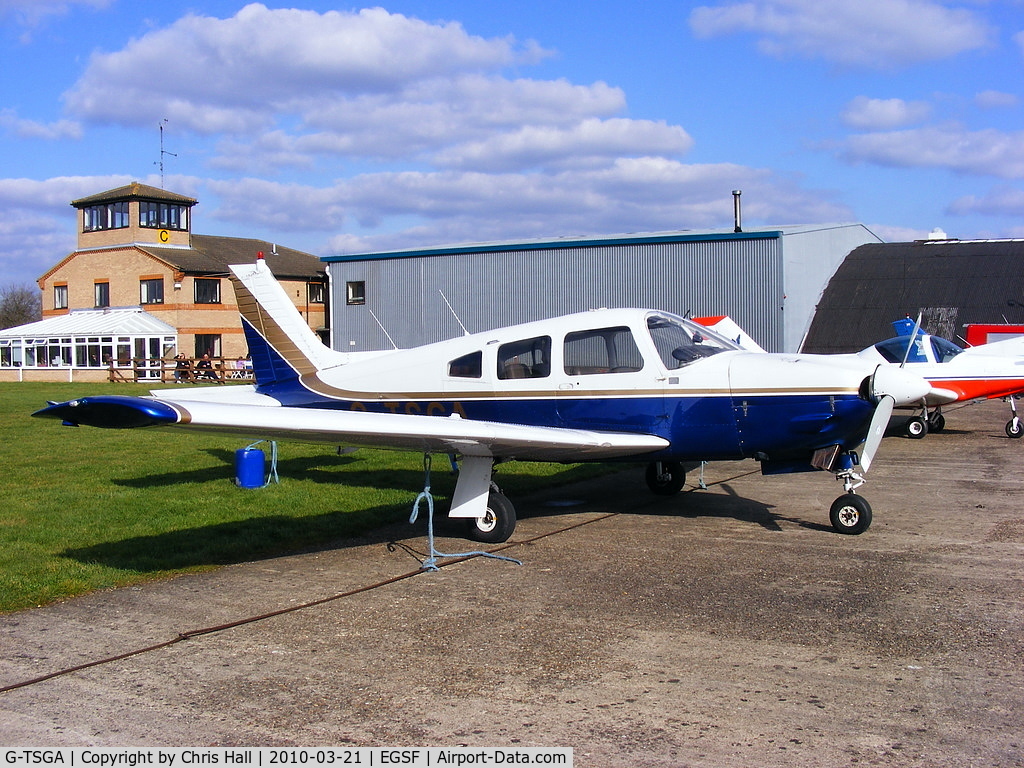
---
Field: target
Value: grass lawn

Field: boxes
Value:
[1,382,609,614]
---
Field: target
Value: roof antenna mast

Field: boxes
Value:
[156,119,177,188]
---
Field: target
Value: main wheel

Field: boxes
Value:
[927,412,945,433]
[905,416,928,439]
[1006,419,1024,439]
[829,494,872,535]
[645,461,686,495]
[466,489,516,543]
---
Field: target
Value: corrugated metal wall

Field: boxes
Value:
[329,235,786,352]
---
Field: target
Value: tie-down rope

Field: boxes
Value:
[409,454,522,571]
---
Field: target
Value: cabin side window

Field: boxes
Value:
[564,326,643,375]
[497,336,551,379]
[448,351,483,378]
[930,336,963,363]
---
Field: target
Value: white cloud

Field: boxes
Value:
[689,0,992,68]
[60,4,668,179]
[64,4,551,134]
[4,4,862,280]
[433,118,694,172]
[975,90,1020,109]
[208,76,630,169]
[0,174,132,210]
[0,0,111,29]
[842,125,1024,178]
[0,109,82,140]
[208,160,853,252]
[947,185,1024,217]
[841,97,932,130]
[303,76,626,140]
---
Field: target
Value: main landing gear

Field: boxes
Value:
[904,407,944,439]
[645,460,687,495]
[466,487,517,543]
[1006,397,1023,439]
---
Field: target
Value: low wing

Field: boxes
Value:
[33,395,669,463]
[961,336,1024,357]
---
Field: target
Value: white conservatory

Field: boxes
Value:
[0,307,177,383]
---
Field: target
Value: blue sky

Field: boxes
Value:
[1,0,1023,288]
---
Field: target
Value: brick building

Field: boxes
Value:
[2,183,327,382]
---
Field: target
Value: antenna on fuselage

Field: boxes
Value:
[368,307,398,350]
[439,290,470,336]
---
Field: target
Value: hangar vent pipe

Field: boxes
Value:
[733,190,742,233]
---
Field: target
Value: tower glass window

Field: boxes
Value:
[82,202,129,232]
[139,201,189,230]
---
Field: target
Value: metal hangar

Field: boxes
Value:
[802,237,1024,354]
[322,223,880,354]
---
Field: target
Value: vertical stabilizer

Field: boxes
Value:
[229,260,339,390]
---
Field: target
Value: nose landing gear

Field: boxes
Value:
[822,448,874,535]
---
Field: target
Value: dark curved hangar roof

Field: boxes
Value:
[802,239,1024,353]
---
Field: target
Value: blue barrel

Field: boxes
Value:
[235,448,266,488]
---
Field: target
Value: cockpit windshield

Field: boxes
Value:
[646,313,740,369]
[874,335,964,364]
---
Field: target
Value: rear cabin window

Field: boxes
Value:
[563,326,643,375]
[497,336,551,379]
[448,351,483,378]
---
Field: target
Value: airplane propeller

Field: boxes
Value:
[859,394,894,472]
[859,363,932,471]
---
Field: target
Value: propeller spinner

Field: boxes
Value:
[859,364,932,471]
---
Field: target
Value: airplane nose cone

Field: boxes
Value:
[868,364,932,406]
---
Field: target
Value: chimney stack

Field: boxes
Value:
[732,190,742,233]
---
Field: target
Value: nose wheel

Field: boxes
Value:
[829,493,872,535]
[829,455,872,535]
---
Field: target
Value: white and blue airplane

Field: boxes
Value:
[34,255,941,541]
